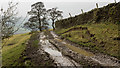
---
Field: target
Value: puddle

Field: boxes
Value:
[39,32,80,66]
[44,48,62,56]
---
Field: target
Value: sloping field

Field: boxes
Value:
[55,23,119,59]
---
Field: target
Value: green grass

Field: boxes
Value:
[2,33,31,66]
[55,23,119,59]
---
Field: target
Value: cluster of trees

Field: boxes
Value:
[0,2,63,40]
[24,2,63,31]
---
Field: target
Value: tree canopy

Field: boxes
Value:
[24,2,63,31]
[48,7,63,30]
[24,2,49,31]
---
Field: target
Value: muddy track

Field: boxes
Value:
[39,32,81,67]
[49,31,120,67]
[23,32,56,66]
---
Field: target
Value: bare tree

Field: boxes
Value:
[48,7,63,30]
[0,2,19,40]
[26,2,48,31]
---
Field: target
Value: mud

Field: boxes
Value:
[39,32,81,66]
[50,31,120,67]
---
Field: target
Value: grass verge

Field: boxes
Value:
[2,33,31,66]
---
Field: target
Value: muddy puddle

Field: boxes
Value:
[39,32,80,66]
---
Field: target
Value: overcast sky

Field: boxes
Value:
[0,0,120,18]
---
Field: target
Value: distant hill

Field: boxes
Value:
[55,2,120,29]
[14,28,30,34]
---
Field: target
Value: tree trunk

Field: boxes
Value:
[38,13,42,31]
[39,24,42,31]
[39,22,42,31]
[52,20,55,30]
[37,10,42,31]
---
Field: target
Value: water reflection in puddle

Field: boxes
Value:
[39,32,80,66]
[44,48,62,56]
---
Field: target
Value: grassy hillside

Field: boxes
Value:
[55,23,119,59]
[55,2,120,29]
[2,33,31,66]
[55,2,120,59]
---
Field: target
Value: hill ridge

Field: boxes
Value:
[55,2,120,29]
